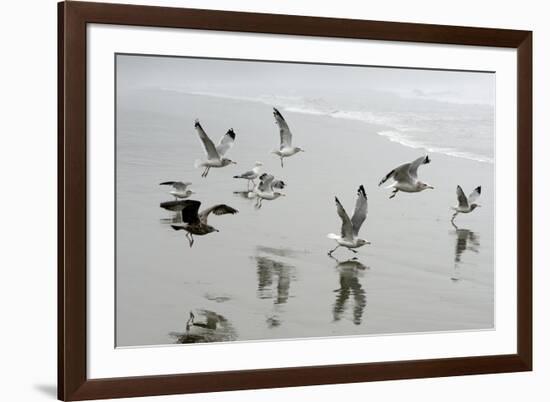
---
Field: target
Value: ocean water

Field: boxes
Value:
[188,90,494,163]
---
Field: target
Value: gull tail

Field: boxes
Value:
[327,233,340,240]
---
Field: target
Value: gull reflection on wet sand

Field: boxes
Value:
[170,309,237,344]
[254,246,298,328]
[451,222,480,282]
[330,257,367,325]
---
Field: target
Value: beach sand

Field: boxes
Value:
[115,90,494,347]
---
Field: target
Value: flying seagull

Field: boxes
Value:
[327,185,370,256]
[233,161,263,189]
[159,181,194,200]
[271,108,304,167]
[194,119,236,177]
[378,155,434,199]
[170,200,238,247]
[250,173,286,209]
[451,185,481,223]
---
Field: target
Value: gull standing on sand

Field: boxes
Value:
[271,108,304,167]
[193,119,237,177]
[328,185,370,256]
[159,181,194,199]
[451,185,481,223]
[378,155,434,199]
[233,161,264,189]
[250,173,286,209]
[170,200,238,247]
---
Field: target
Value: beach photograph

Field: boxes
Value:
[115,54,495,347]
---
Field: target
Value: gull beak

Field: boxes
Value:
[428,185,435,190]
[231,161,237,165]
[215,229,220,232]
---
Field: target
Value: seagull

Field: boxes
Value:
[250,173,286,209]
[193,119,237,177]
[159,181,194,199]
[233,161,263,189]
[451,185,481,223]
[170,200,238,247]
[271,108,304,167]
[378,155,434,199]
[327,185,370,256]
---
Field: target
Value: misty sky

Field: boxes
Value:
[116,54,495,106]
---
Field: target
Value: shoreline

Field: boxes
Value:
[137,88,495,165]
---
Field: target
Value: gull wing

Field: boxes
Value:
[335,197,353,240]
[468,186,481,205]
[199,204,238,223]
[351,185,368,236]
[216,128,236,157]
[379,162,410,186]
[194,120,220,161]
[273,108,292,149]
[272,179,286,190]
[456,185,468,208]
[160,181,191,191]
[258,173,275,192]
[408,155,430,179]
[234,169,255,179]
[180,200,202,224]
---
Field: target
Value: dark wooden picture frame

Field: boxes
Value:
[58,1,532,400]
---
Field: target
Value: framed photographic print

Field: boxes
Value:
[58,1,532,400]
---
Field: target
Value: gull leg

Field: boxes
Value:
[201,167,207,177]
[389,189,398,199]
[328,245,340,256]
[185,232,192,247]
[451,212,458,224]
[280,157,284,168]
[189,234,194,248]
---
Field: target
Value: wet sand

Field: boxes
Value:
[115,90,494,347]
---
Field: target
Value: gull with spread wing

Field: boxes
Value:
[378,155,434,199]
[170,200,238,247]
[327,185,370,256]
[271,108,304,167]
[193,119,236,177]
[451,185,481,223]
[159,181,194,200]
[249,173,286,209]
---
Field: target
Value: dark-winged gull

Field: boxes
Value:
[271,108,304,167]
[169,200,238,247]
[327,185,370,256]
[233,161,263,188]
[249,173,286,209]
[451,185,481,223]
[193,119,237,177]
[378,155,434,199]
[159,181,194,199]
